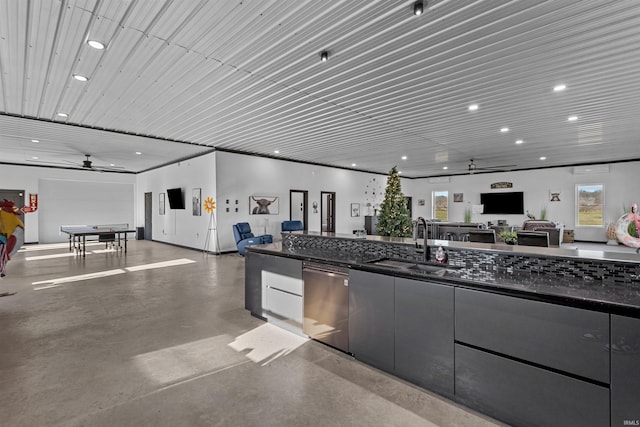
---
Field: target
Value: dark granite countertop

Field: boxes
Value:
[248,242,640,318]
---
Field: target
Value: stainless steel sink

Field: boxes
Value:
[366,258,462,275]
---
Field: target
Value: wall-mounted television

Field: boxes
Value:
[480,191,524,215]
[166,188,185,209]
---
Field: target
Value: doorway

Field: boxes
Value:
[144,192,152,240]
[321,191,336,232]
[289,189,308,229]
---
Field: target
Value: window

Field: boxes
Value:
[576,184,604,226]
[432,191,449,220]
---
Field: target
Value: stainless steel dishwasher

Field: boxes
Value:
[302,262,349,353]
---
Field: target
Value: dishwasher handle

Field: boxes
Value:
[303,262,349,276]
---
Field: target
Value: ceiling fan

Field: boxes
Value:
[466,159,517,174]
[27,154,125,172]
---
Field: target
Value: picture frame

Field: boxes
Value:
[159,192,165,215]
[453,193,464,203]
[351,203,360,217]
[250,195,279,215]
[192,188,201,216]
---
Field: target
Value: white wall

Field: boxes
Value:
[405,162,639,242]
[0,164,136,243]
[135,152,217,250]
[214,151,402,252]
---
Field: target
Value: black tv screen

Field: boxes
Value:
[166,188,185,209]
[480,191,524,215]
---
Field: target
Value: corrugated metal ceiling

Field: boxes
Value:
[1,0,639,175]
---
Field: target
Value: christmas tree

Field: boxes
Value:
[376,166,413,237]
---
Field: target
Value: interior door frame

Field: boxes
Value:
[289,189,308,229]
[321,191,336,232]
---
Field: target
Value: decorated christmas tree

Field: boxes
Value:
[376,166,413,237]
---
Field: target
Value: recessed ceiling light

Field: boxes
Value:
[568,115,578,122]
[57,112,68,118]
[553,84,566,92]
[351,163,357,167]
[443,166,448,170]
[540,156,547,160]
[87,40,105,50]
[31,139,39,143]
[110,164,115,167]
[401,156,407,160]
[320,51,329,62]
[468,104,479,111]
[515,139,524,144]
[500,127,509,133]
[72,74,88,82]
[135,151,142,155]
[274,150,280,154]
[31,156,38,160]
[413,1,424,16]
[398,171,402,174]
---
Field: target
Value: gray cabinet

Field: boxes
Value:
[348,269,394,372]
[245,251,265,317]
[364,216,378,235]
[395,277,454,397]
[455,288,610,383]
[611,315,640,426]
[455,344,609,427]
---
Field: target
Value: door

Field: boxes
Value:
[321,191,335,232]
[144,192,152,240]
[289,189,308,229]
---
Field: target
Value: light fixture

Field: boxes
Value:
[468,104,479,111]
[87,40,105,50]
[553,84,566,92]
[401,156,407,160]
[443,166,448,170]
[320,51,329,62]
[515,139,524,144]
[413,1,424,16]
[568,115,578,122]
[72,74,88,82]
[135,151,142,155]
[31,139,39,143]
[351,163,357,167]
[500,127,509,133]
[57,112,68,118]
[274,150,280,154]
[31,156,38,160]
[540,156,547,160]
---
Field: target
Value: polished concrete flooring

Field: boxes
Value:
[0,240,506,426]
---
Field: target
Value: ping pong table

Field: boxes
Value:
[60,224,136,257]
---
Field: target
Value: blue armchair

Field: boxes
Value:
[232,222,273,255]
[281,220,304,232]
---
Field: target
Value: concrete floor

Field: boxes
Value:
[0,240,504,427]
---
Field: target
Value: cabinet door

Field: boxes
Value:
[395,278,454,397]
[456,288,609,383]
[455,344,609,427]
[348,269,394,372]
[611,315,640,426]
[245,251,265,317]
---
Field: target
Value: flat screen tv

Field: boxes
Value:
[166,188,185,209]
[480,191,524,215]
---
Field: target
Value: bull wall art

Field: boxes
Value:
[250,196,279,215]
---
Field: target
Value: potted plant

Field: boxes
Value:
[464,206,472,223]
[498,230,518,245]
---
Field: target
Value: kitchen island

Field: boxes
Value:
[245,232,640,427]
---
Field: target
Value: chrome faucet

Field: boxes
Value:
[413,217,430,262]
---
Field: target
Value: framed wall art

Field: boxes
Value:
[351,203,360,217]
[159,192,165,215]
[192,188,201,216]
[250,195,279,215]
